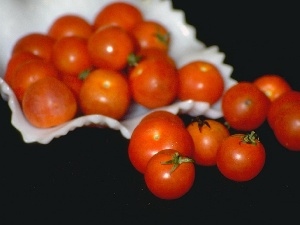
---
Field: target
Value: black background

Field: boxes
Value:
[1,1,300,224]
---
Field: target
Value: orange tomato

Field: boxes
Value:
[22,76,77,128]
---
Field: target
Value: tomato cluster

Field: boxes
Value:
[3,1,225,129]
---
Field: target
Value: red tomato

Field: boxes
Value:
[144,149,195,200]
[12,33,55,62]
[131,20,170,52]
[22,76,77,128]
[216,131,266,182]
[253,74,292,102]
[141,110,185,127]
[221,81,271,131]
[128,58,179,109]
[4,51,41,87]
[48,14,93,40]
[128,116,194,174]
[10,59,59,103]
[186,117,230,166]
[87,26,135,71]
[177,60,225,105]
[272,101,300,151]
[51,36,93,76]
[79,69,131,120]
[267,90,300,129]
[93,2,143,32]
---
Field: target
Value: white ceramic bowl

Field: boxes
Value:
[0,0,237,144]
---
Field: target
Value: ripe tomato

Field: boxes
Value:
[10,59,59,103]
[186,117,230,166]
[12,32,55,62]
[221,81,271,131]
[272,103,300,151]
[22,76,77,128]
[4,51,41,87]
[253,74,292,102]
[216,131,266,182]
[93,2,143,32]
[267,90,300,129]
[87,26,135,71]
[144,149,195,200]
[51,36,93,76]
[177,60,225,105]
[79,69,131,120]
[128,57,179,109]
[47,14,93,40]
[131,20,170,52]
[141,110,185,127]
[128,115,194,174]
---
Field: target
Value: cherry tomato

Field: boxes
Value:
[47,14,93,40]
[128,115,194,174]
[10,59,59,103]
[186,117,230,166]
[4,51,41,87]
[221,81,271,131]
[51,36,93,76]
[141,110,185,127]
[253,74,292,102]
[128,57,179,109]
[87,26,135,71]
[267,90,300,129]
[12,32,55,62]
[177,60,225,105]
[216,131,266,182]
[79,69,131,120]
[131,20,170,52]
[93,2,143,32]
[22,76,77,128]
[144,149,195,200]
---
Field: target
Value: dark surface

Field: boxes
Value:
[1,1,300,223]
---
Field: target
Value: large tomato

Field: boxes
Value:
[216,131,266,182]
[144,149,195,200]
[221,81,271,131]
[128,114,194,174]
[186,117,230,166]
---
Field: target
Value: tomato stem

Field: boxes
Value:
[161,152,194,174]
[242,131,260,145]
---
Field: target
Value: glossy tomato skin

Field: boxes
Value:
[79,69,131,120]
[48,14,93,40]
[272,103,300,151]
[216,132,266,182]
[221,81,271,131]
[178,61,225,105]
[22,76,77,128]
[87,26,135,71]
[128,58,179,109]
[93,2,143,32]
[141,110,185,127]
[128,117,194,174]
[187,118,230,166]
[253,74,292,102]
[144,149,195,200]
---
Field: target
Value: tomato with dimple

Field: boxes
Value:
[79,69,131,120]
[216,131,266,182]
[253,74,292,102]
[221,81,271,131]
[131,20,170,52]
[177,60,224,105]
[48,14,93,40]
[128,57,179,109]
[93,2,143,32]
[10,59,59,103]
[186,117,230,166]
[87,26,135,71]
[128,115,194,174]
[12,32,55,62]
[22,76,77,128]
[144,149,195,200]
